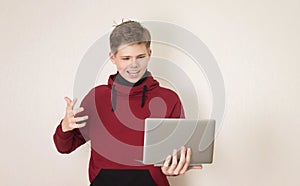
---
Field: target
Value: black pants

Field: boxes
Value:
[90,169,156,186]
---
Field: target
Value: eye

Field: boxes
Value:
[121,57,130,60]
[138,55,146,59]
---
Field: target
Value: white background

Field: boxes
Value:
[1,0,299,185]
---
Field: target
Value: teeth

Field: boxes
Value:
[128,71,139,74]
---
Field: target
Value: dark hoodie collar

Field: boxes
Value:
[109,71,159,112]
[108,71,159,95]
[115,71,150,87]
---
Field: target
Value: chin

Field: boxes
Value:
[126,74,143,83]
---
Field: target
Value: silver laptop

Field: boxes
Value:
[143,118,215,166]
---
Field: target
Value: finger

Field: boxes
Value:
[64,97,76,116]
[64,97,72,108]
[161,155,172,173]
[180,147,192,174]
[73,107,84,115]
[170,149,178,172]
[174,146,187,175]
[73,122,87,129]
[189,165,203,170]
[71,98,78,108]
[75,115,89,123]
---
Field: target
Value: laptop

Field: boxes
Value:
[142,118,215,166]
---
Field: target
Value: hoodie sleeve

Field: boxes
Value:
[53,121,86,154]
[53,90,93,154]
[169,94,185,119]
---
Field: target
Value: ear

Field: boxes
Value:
[148,49,152,57]
[109,52,116,64]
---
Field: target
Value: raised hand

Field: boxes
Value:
[61,97,88,132]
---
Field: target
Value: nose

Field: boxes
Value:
[130,58,138,67]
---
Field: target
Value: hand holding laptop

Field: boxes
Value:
[143,118,216,175]
[161,146,202,176]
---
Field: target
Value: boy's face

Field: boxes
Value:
[110,43,151,83]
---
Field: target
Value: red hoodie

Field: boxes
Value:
[53,72,184,186]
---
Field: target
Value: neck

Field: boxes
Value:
[115,71,149,86]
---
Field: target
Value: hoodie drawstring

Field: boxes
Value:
[141,85,147,108]
[111,84,147,112]
[111,85,116,112]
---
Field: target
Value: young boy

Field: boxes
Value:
[53,20,201,186]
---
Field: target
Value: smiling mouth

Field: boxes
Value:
[127,70,140,75]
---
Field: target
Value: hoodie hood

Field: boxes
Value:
[108,71,159,111]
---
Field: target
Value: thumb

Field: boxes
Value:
[64,96,72,107]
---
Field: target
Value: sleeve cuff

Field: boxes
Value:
[55,120,74,140]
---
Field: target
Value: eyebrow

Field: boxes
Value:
[120,53,147,58]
